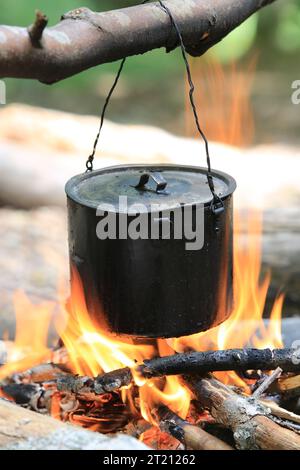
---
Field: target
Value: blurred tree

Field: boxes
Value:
[209,16,258,63]
[275,1,300,52]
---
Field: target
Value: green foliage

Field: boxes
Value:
[210,15,258,63]
[275,1,300,52]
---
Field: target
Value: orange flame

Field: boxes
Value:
[55,268,190,423]
[185,57,256,147]
[0,291,54,379]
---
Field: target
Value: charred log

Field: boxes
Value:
[140,348,300,377]
[92,367,132,394]
[57,367,132,395]
[1,383,42,406]
[55,348,300,395]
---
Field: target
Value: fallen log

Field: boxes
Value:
[153,405,233,450]
[0,0,277,83]
[184,375,300,450]
[55,348,300,396]
[0,398,147,450]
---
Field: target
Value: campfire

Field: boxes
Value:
[0,1,299,452]
[1,211,300,450]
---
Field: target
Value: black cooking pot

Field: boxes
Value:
[65,164,236,338]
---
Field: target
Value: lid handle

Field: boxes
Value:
[134,171,168,194]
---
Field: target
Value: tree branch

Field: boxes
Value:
[0,0,277,84]
[55,348,300,396]
[27,10,48,46]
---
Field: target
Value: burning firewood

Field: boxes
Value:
[57,367,132,395]
[153,405,234,450]
[2,352,300,449]
[140,348,300,377]
[184,374,300,450]
[55,348,300,396]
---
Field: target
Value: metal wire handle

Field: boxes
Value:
[86,0,223,212]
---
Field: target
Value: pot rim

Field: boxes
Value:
[65,163,237,210]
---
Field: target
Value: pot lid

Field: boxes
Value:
[65,164,236,213]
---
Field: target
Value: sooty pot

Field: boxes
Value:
[65,164,236,338]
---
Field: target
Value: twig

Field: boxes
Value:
[252,367,283,398]
[28,10,48,46]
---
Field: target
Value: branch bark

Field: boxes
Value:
[0,0,277,84]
